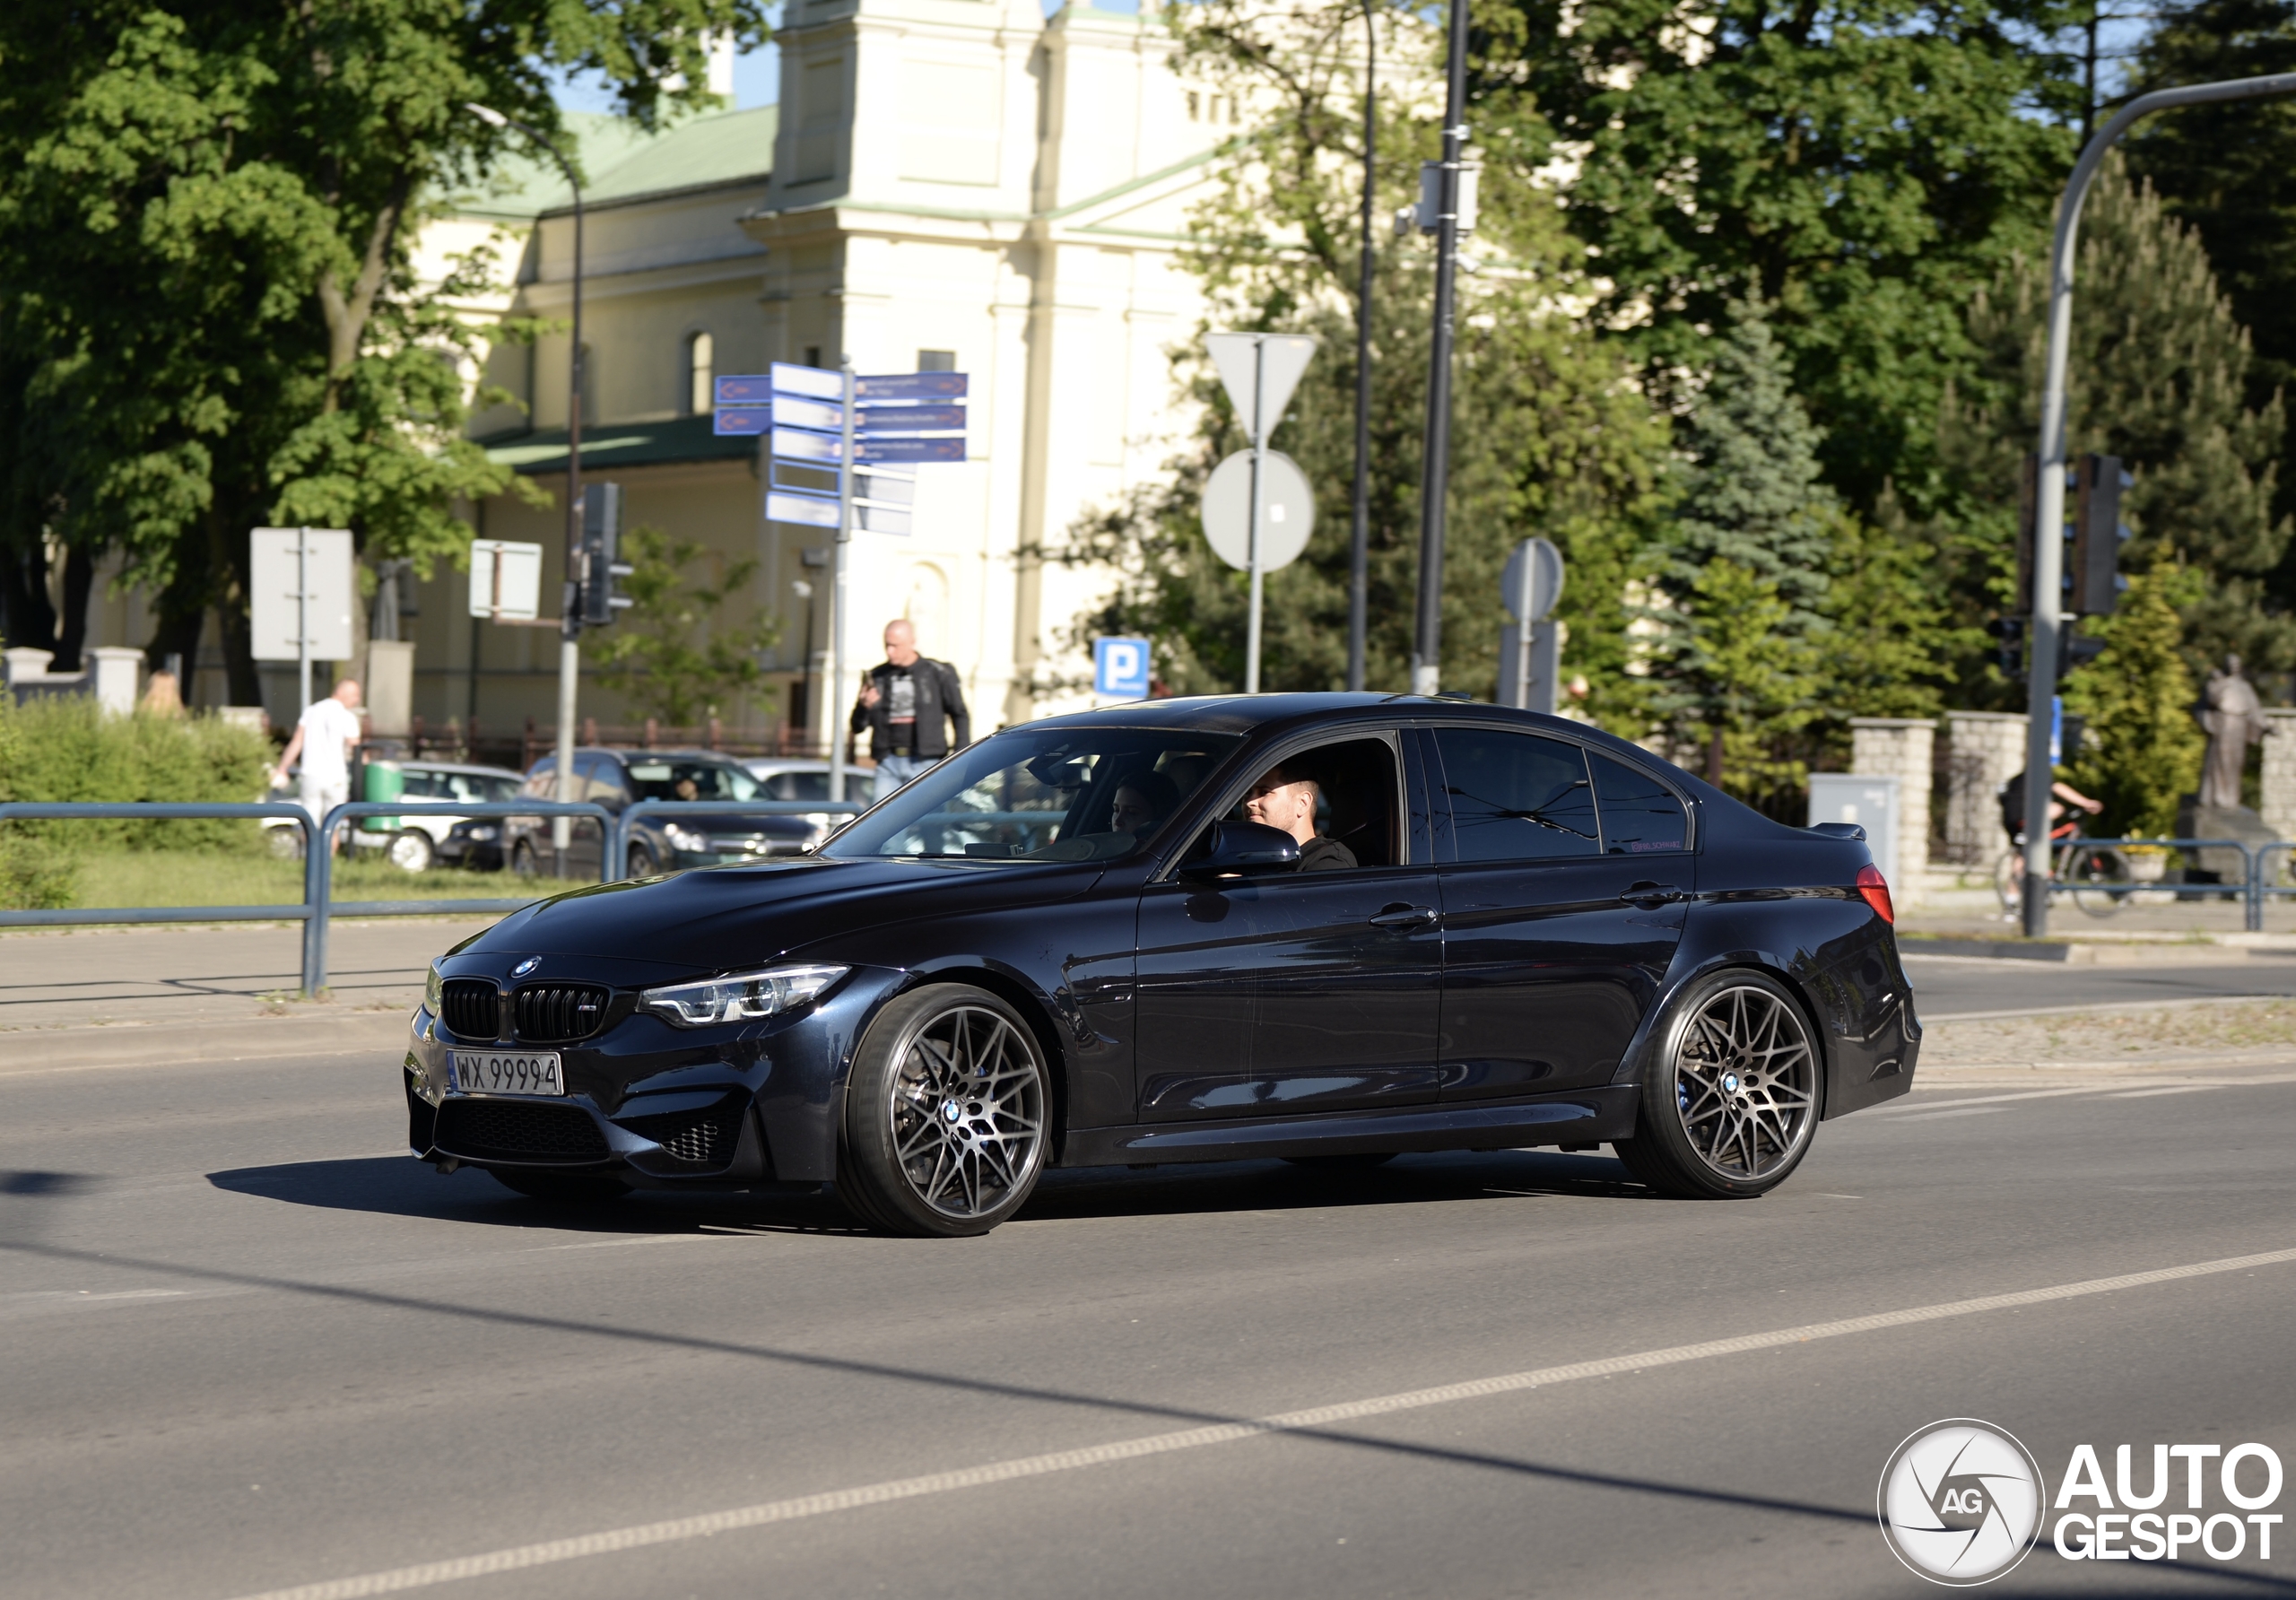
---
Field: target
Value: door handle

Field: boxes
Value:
[1620,883,1686,907]
[1370,903,1439,931]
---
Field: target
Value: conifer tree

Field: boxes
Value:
[2063,567,2206,837]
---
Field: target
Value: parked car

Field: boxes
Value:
[406,693,1920,1235]
[506,748,819,881]
[258,761,526,869]
[740,757,875,844]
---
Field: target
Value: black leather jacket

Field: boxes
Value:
[849,657,971,760]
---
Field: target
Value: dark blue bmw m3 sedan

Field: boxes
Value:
[404,693,1919,1235]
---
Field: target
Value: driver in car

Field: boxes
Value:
[1243,762,1355,871]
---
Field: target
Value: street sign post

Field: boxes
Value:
[250,527,355,713]
[1202,331,1318,693]
[718,364,969,802]
[1094,637,1152,700]
[467,540,544,622]
[1497,536,1565,713]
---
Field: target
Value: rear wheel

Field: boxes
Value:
[387,829,435,873]
[838,984,1050,1237]
[266,824,305,861]
[488,1169,629,1203]
[1613,970,1820,1200]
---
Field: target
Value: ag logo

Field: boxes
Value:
[1878,1419,2044,1586]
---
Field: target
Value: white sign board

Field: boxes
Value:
[1203,333,1319,438]
[1202,451,1315,571]
[249,528,355,661]
[467,540,545,621]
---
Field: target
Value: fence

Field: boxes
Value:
[2026,836,2263,929]
[377,716,831,771]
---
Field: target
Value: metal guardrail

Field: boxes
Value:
[2027,836,2259,928]
[610,798,865,872]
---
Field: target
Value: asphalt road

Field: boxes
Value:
[4,1036,2294,1600]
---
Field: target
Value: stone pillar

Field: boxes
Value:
[1849,717,1935,895]
[1943,710,2027,866]
[88,648,143,717]
[2261,710,2296,843]
[3,648,55,686]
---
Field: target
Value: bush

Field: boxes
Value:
[0,834,75,909]
[0,696,274,851]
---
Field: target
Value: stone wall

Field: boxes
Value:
[1943,711,2027,866]
[2263,710,2296,843]
[1849,717,1934,894]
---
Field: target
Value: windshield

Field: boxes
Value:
[823,728,1242,861]
[623,758,761,803]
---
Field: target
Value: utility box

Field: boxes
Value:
[1808,773,1900,884]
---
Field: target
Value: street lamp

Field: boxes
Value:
[468,101,585,874]
[2017,70,2296,935]
[1410,0,1470,696]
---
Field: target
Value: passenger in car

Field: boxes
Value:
[1109,772,1179,839]
[1243,762,1357,871]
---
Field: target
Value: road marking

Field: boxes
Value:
[220,1244,2296,1600]
[1890,1105,2013,1121]
[2107,1085,2222,1100]
[1920,996,2289,1022]
[1865,1087,2098,1116]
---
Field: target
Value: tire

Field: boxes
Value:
[627,844,658,880]
[1282,1152,1397,1170]
[837,984,1052,1238]
[488,1169,629,1203]
[387,830,435,873]
[1992,849,2023,916]
[265,825,305,862]
[1612,969,1822,1200]
[2065,844,2129,919]
[511,841,538,878]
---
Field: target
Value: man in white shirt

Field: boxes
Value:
[273,680,365,850]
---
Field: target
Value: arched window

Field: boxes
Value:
[685,330,715,415]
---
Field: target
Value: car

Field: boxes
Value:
[504,747,818,881]
[404,693,1921,1236]
[258,761,526,868]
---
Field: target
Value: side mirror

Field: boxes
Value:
[1178,820,1302,881]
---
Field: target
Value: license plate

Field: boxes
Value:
[448,1049,564,1097]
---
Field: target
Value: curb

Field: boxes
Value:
[1899,936,2273,966]
[0,1010,412,1074]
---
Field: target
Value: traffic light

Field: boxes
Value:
[2071,453,2132,615]
[1989,614,2026,679]
[579,482,633,628]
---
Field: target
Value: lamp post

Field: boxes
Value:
[469,103,585,874]
[1410,0,1470,696]
[2018,71,2296,935]
[1346,0,1377,693]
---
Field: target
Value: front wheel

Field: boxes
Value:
[387,829,435,873]
[838,984,1051,1237]
[1613,970,1821,1200]
[2063,843,2129,918]
[626,844,658,880]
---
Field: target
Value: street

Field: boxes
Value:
[3,949,2292,1599]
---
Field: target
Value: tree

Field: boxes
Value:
[589,527,778,728]
[1062,4,1673,726]
[1941,152,2293,681]
[2062,566,2205,836]
[0,0,766,699]
[1660,558,1825,804]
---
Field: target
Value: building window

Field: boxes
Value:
[1187,91,1200,121]
[685,330,714,415]
[804,345,822,369]
[918,349,956,372]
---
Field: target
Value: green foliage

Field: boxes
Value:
[1065,11,1670,729]
[0,697,273,854]
[1478,0,2078,509]
[1941,153,2294,681]
[2063,567,2207,838]
[589,526,778,727]
[1665,560,1823,803]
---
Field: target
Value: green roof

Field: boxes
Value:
[442,106,778,222]
[483,414,760,475]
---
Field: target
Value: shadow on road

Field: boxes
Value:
[206,1147,1655,1235]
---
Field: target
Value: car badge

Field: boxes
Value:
[512,958,541,978]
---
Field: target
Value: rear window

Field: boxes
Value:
[1432,728,1599,862]
[1591,753,1689,854]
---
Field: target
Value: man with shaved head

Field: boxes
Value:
[850,618,971,801]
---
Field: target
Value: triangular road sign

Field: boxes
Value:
[1203,332,1320,439]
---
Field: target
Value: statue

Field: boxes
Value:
[2198,655,2266,810]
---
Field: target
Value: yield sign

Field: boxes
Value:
[1203,332,1319,439]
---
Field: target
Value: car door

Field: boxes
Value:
[1132,732,1445,1123]
[570,752,627,877]
[1426,726,1692,1100]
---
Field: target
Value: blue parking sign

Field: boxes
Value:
[1094,637,1151,698]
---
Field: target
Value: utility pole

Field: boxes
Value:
[828,356,857,804]
[2020,70,2296,935]
[1411,0,1470,696]
[1347,0,1377,693]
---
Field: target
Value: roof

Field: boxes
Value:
[482,414,759,475]
[442,105,778,222]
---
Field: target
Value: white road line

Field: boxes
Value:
[1865,1087,2098,1116]
[220,1244,2296,1600]
[2108,1085,2222,1100]
[1890,1105,2014,1121]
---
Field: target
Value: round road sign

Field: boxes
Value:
[1201,450,1315,572]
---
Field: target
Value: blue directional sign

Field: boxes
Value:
[857,437,965,465]
[1095,637,1152,698]
[714,405,770,436]
[771,395,844,431]
[857,404,967,435]
[716,374,777,405]
[857,371,969,402]
[772,427,843,464]
[755,367,968,531]
[770,362,843,400]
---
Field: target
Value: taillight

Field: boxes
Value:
[1856,863,1894,924]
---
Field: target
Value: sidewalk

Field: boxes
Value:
[0,917,491,1073]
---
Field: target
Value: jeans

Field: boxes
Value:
[874,753,935,802]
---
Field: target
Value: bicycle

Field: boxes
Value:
[1993,831,2132,919]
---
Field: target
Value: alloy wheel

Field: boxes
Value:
[1667,984,1817,1181]
[885,1004,1045,1221]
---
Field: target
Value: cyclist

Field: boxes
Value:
[1999,770,2103,843]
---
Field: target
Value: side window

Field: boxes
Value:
[1218,737,1402,870]
[518,761,556,800]
[584,756,631,810]
[1432,729,1598,863]
[1591,753,1690,855]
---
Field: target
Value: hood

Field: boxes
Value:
[458,855,1103,974]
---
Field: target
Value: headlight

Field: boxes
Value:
[639,963,848,1027]
[802,822,829,852]
[665,824,709,853]
[465,824,500,841]
[424,961,443,1015]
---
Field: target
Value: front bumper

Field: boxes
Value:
[404,961,901,1186]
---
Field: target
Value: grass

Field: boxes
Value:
[67,846,540,910]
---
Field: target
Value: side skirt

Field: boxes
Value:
[1058,1087,1639,1169]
